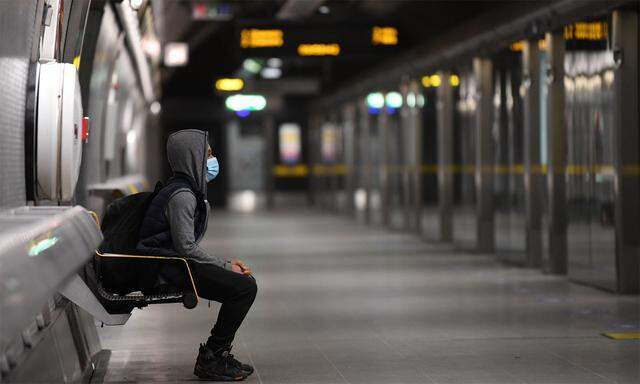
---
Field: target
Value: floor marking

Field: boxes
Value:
[602,331,640,340]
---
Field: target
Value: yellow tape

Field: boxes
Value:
[292,163,639,177]
[602,331,640,340]
[273,164,309,177]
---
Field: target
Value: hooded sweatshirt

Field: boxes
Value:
[137,129,232,270]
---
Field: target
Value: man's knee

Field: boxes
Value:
[245,276,257,299]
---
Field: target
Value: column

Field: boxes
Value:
[411,80,424,233]
[545,30,567,274]
[437,70,454,241]
[522,39,543,267]
[343,103,356,216]
[359,100,372,224]
[612,10,639,293]
[264,115,275,210]
[379,110,391,226]
[474,58,495,253]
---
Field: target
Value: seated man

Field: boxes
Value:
[137,129,257,381]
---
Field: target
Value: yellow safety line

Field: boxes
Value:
[274,163,639,178]
[602,331,640,340]
[95,251,199,304]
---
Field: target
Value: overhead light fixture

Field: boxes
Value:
[267,57,283,68]
[141,36,161,59]
[215,78,244,91]
[242,59,262,74]
[318,5,330,14]
[366,92,385,109]
[150,101,161,115]
[449,75,460,87]
[385,92,403,108]
[421,74,441,88]
[261,67,281,79]
[225,94,267,112]
[406,93,416,108]
[164,42,189,67]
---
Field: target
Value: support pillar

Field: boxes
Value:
[437,70,454,241]
[379,110,391,226]
[400,81,413,231]
[359,100,372,224]
[264,116,275,210]
[612,10,639,293]
[411,80,424,233]
[523,39,543,267]
[474,58,495,253]
[545,30,567,274]
[343,103,356,216]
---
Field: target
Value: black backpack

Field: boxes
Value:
[99,182,162,254]
[98,182,163,294]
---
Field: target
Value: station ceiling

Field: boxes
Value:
[157,0,551,104]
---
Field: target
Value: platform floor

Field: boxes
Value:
[96,210,640,384]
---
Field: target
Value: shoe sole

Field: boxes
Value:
[194,366,247,381]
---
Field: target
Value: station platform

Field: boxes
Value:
[95,210,639,384]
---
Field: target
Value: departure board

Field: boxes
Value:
[236,22,400,58]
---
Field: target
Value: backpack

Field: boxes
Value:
[97,182,163,294]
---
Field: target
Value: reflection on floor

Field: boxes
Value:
[96,210,640,384]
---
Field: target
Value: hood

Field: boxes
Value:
[166,129,208,196]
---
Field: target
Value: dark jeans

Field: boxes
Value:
[189,261,257,347]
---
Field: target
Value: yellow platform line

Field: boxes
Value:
[602,331,640,340]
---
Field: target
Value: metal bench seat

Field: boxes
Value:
[94,251,200,313]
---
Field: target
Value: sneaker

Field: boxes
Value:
[194,344,247,381]
[225,345,254,376]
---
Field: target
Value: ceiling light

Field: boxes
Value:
[215,78,244,91]
[319,5,330,14]
[366,92,385,109]
[261,67,282,79]
[267,57,283,68]
[225,94,267,112]
[150,101,161,115]
[164,42,189,67]
[242,59,262,74]
[449,74,460,87]
[385,92,403,108]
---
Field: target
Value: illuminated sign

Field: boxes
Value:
[564,21,608,41]
[279,123,302,164]
[237,23,398,58]
[192,2,232,20]
[241,29,284,48]
[321,123,337,162]
[298,43,340,56]
[225,94,266,112]
[510,40,547,52]
[372,27,398,46]
[215,78,244,91]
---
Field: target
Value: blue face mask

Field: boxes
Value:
[206,157,219,182]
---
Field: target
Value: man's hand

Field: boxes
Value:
[231,260,252,276]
